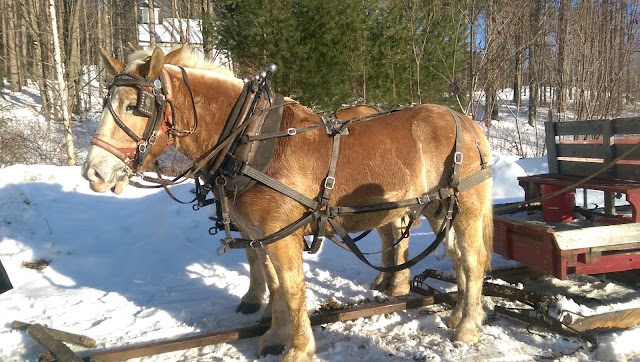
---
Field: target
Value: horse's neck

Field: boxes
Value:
[165,65,244,160]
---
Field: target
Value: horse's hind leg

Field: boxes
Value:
[371,217,410,296]
[446,197,492,344]
[423,200,485,343]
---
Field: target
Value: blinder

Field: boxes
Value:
[136,88,156,117]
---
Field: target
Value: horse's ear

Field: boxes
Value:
[99,47,125,76]
[165,44,188,64]
[142,47,165,81]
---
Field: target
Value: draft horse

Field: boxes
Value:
[82,46,494,361]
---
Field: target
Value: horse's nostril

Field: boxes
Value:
[87,168,106,183]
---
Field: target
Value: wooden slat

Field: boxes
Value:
[603,120,615,213]
[553,223,640,251]
[614,164,640,181]
[613,117,640,135]
[554,119,605,136]
[557,160,603,177]
[26,324,84,362]
[555,160,638,180]
[557,143,603,159]
[518,174,640,190]
[12,321,96,347]
[545,122,559,173]
[616,143,640,161]
[570,307,640,332]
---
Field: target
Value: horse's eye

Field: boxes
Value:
[126,105,136,113]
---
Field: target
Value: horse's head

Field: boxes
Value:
[83,47,173,194]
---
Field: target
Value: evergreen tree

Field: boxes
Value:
[214,0,468,110]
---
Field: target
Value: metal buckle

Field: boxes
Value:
[250,240,264,249]
[324,176,336,190]
[417,194,430,204]
[287,128,297,136]
[137,141,147,153]
[148,130,159,145]
[445,210,453,220]
[454,151,464,165]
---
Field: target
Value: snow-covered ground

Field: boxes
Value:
[1,156,639,361]
[1,83,640,361]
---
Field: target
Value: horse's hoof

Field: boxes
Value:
[387,284,410,297]
[259,344,286,357]
[235,302,261,314]
[371,275,390,292]
[452,323,480,344]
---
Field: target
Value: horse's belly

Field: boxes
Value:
[332,207,412,234]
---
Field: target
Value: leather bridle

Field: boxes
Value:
[91,68,188,175]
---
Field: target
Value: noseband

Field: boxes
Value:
[92,68,195,174]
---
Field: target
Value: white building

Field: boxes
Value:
[137,0,232,70]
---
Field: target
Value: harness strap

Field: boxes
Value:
[307,128,342,252]
[329,187,454,215]
[170,66,198,136]
[91,137,135,165]
[449,110,464,190]
[224,159,319,210]
[327,205,459,273]
[218,210,318,254]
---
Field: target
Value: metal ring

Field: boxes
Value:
[215,176,227,186]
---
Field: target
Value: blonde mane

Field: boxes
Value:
[125,46,234,77]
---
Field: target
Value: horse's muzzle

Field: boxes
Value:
[82,153,129,194]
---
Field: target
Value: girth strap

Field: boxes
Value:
[327,203,459,272]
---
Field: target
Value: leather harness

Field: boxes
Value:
[98,67,492,273]
[204,78,492,272]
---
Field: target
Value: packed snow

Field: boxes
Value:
[1,86,640,361]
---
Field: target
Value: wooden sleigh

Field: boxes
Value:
[493,117,640,279]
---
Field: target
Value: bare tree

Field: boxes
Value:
[6,0,21,92]
[48,0,75,165]
[148,0,156,47]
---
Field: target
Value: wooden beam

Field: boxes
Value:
[88,294,446,362]
[26,324,84,362]
[12,321,96,348]
[570,308,640,332]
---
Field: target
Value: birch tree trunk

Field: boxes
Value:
[149,0,156,47]
[7,0,21,92]
[48,0,76,165]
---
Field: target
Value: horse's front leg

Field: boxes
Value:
[236,248,267,314]
[259,232,314,361]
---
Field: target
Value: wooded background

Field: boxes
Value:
[0,0,638,165]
